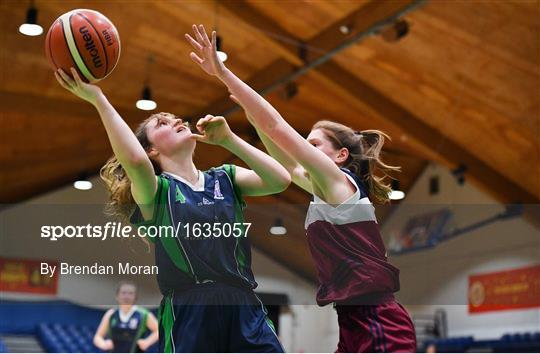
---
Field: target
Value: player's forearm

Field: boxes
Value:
[218,69,317,170]
[222,134,290,191]
[93,93,150,169]
[218,69,284,134]
[93,335,107,349]
[144,330,159,347]
[249,115,298,173]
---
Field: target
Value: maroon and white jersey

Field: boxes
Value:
[305,169,400,306]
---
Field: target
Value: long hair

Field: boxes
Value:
[99,113,177,223]
[312,120,401,204]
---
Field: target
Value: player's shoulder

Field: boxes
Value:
[340,167,369,199]
[135,306,149,315]
[206,164,237,182]
[104,308,116,319]
[207,163,234,174]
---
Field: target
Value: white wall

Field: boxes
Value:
[0,176,339,352]
[383,164,540,339]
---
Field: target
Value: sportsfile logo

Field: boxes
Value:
[40,222,251,241]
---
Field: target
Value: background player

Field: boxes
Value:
[93,280,158,352]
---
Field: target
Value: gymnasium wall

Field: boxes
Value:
[0,176,339,352]
[383,164,540,339]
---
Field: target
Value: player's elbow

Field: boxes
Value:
[92,335,100,347]
[269,172,291,193]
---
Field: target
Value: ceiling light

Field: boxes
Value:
[136,86,157,111]
[74,173,93,190]
[270,218,287,235]
[389,180,405,200]
[19,6,43,36]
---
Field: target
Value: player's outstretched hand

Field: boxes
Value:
[54,68,102,105]
[191,115,234,146]
[185,24,227,78]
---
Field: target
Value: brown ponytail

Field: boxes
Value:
[99,113,176,222]
[312,121,401,204]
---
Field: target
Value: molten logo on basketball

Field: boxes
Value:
[102,29,114,47]
[79,26,103,68]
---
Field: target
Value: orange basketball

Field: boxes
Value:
[45,9,120,83]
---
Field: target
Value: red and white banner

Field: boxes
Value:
[468,264,540,313]
[0,257,58,295]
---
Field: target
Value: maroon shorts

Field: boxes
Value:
[335,300,416,353]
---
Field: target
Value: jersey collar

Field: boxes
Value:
[163,170,205,191]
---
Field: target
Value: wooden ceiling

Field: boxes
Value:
[1,0,538,281]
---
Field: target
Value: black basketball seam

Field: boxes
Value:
[69,13,98,79]
[77,12,109,74]
[47,21,59,69]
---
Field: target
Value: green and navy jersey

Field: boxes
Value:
[130,164,256,295]
[108,306,148,353]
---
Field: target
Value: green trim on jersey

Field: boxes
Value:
[159,293,175,353]
[132,176,193,277]
[129,308,149,353]
[220,164,248,269]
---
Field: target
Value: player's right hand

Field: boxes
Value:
[185,24,227,79]
[101,339,114,351]
[54,67,103,105]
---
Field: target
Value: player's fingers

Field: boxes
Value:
[70,67,83,85]
[185,34,203,53]
[196,117,208,128]
[191,133,207,142]
[211,31,217,52]
[193,24,205,45]
[190,52,204,65]
[199,24,211,47]
[54,71,71,90]
[58,68,75,86]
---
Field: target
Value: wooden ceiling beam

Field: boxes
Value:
[0,90,149,126]
[211,1,538,204]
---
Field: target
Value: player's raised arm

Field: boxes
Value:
[240,109,312,194]
[185,25,352,204]
[54,68,157,206]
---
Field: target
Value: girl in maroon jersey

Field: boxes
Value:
[186,24,416,352]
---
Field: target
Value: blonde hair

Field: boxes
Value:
[312,120,401,204]
[100,113,178,222]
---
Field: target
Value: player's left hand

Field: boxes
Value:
[137,338,151,351]
[185,24,226,78]
[192,115,234,146]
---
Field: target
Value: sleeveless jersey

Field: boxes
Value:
[130,165,256,295]
[108,306,148,353]
[305,168,400,306]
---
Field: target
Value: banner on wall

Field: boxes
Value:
[468,264,540,314]
[388,208,452,255]
[0,257,58,295]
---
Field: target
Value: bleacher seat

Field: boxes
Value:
[0,339,8,353]
[37,323,101,353]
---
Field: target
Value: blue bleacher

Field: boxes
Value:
[37,323,101,353]
[37,322,158,353]
[0,339,8,353]
[1,300,158,353]
[426,332,540,353]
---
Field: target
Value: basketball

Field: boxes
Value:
[45,9,120,83]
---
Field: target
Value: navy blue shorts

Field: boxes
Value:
[158,283,284,353]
